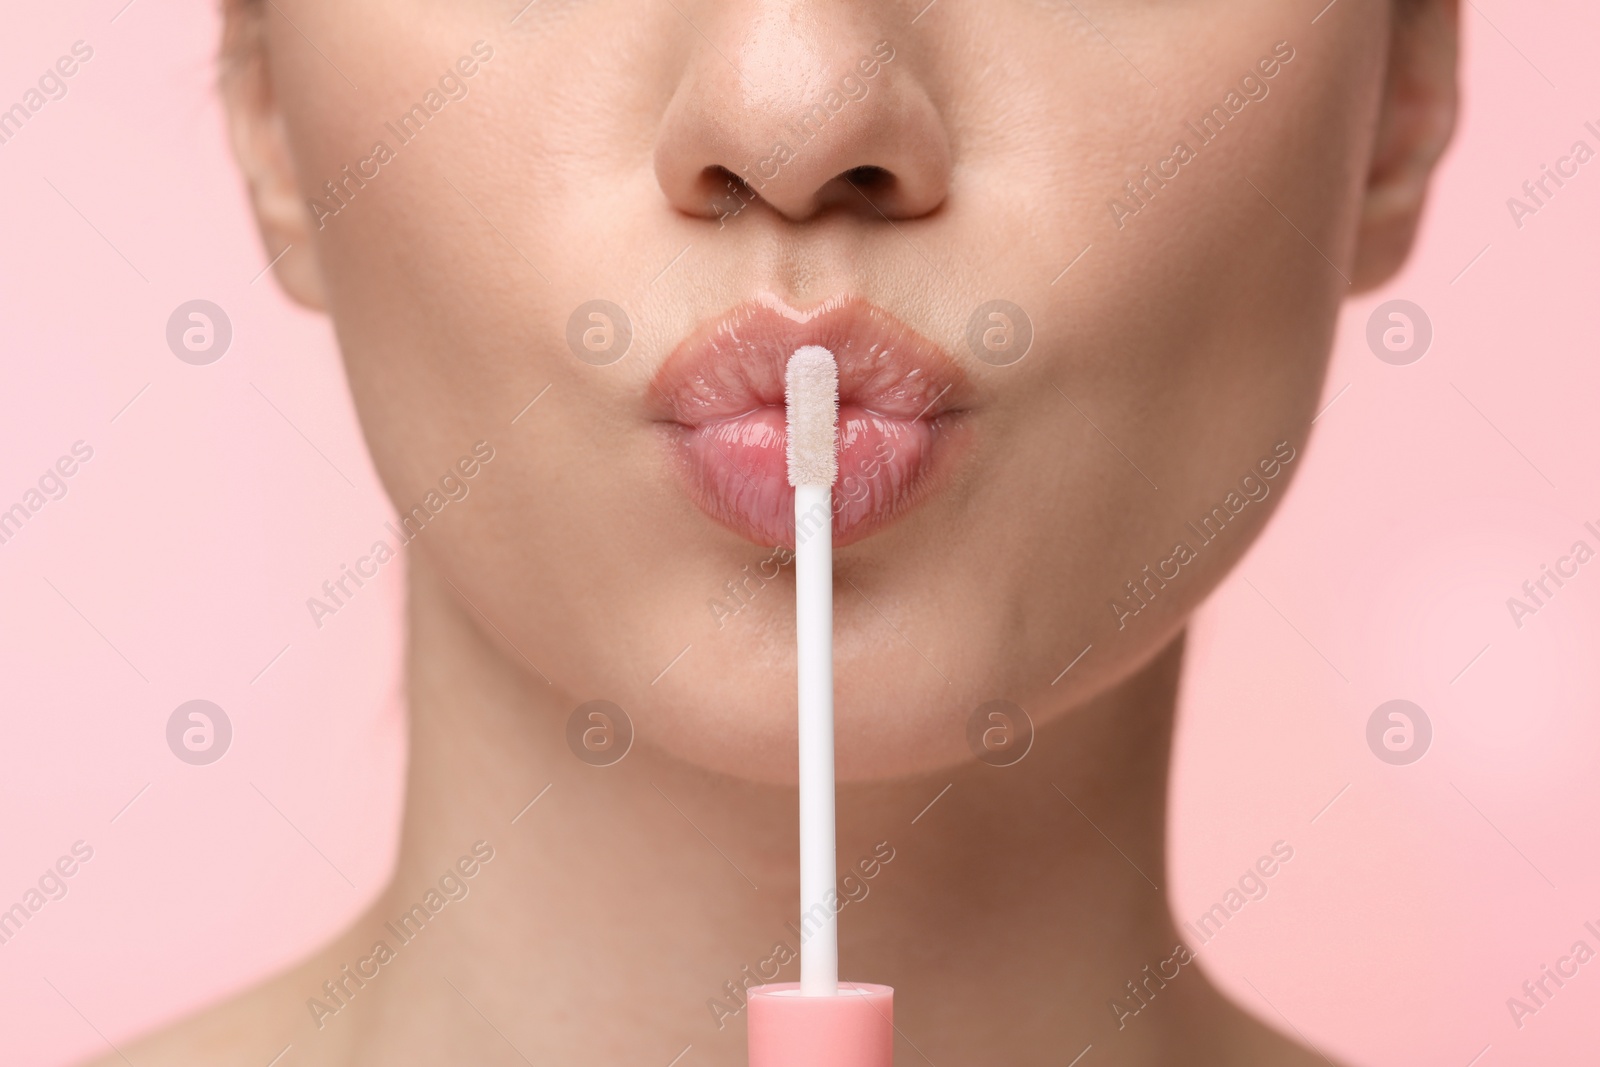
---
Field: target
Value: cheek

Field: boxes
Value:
[865,10,1385,727]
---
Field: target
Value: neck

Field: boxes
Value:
[324,554,1249,1065]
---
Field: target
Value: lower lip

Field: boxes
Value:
[667,405,956,548]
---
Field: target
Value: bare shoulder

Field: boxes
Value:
[1165,967,1358,1067]
[73,948,353,1067]
[1231,1005,1357,1067]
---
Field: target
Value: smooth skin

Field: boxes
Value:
[89,1,1457,1064]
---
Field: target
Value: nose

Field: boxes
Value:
[653,5,951,223]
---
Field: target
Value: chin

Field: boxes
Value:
[629,673,976,786]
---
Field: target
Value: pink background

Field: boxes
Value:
[2,2,1596,1065]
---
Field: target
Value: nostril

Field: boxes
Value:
[843,165,893,191]
[708,164,747,191]
[677,157,926,223]
[701,165,751,202]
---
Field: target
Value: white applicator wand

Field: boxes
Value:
[745,348,895,1067]
[787,345,841,996]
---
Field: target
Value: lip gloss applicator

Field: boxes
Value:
[745,347,895,1067]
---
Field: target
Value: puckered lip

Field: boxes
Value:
[647,293,973,427]
[648,293,974,548]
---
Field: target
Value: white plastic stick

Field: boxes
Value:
[787,346,839,997]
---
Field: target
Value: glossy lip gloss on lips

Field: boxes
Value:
[649,294,972,549]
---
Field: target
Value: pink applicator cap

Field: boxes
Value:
[747,983,895,1067]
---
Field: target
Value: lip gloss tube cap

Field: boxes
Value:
[746,982,894,1067]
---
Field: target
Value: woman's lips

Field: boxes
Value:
[650,295,971,548]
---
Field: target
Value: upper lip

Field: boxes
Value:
[648,293,972,427]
